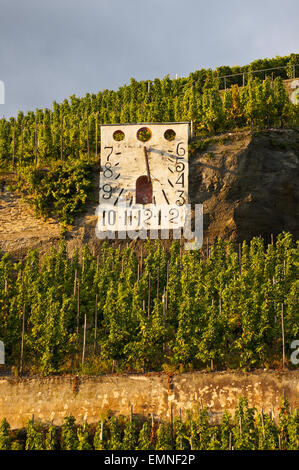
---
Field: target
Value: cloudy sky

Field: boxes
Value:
[0,0,298,118]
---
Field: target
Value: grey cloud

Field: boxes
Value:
[0,0,298,117]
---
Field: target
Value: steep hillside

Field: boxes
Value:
[0,128,298,258]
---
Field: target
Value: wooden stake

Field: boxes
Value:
[19,304,25,374]
[76,281,80,336]
[147,273,151,319]
[140,244,143,275]
[162,288,166,327]
[20,120,23,168]
[281,303,285,370]
[238,243,241,272]
[12,119,15,170]
[95,112,99,158]
[100,421,103,441]
[35,118,38,166]
[74,269,77,296]
[60,114,63,161]
[86,112,90,161]
[82,314,87,365]
[93,293,98,355]
[261,408,265,438]
[170,404,174,448]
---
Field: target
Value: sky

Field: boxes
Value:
[0,0,298,118]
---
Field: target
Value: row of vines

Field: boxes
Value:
[0,54,299,169]
[0,398,298,450]
[0,232,297,375]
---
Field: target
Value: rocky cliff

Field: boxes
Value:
[189,128,299,244]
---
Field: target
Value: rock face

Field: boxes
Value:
[189,129,299,244]
[0,129,298,258]
[0,189,61,258]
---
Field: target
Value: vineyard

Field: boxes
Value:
[0,54,298,454]
[0,232,297,375]
[0,398,298,450]
[0,54,298,171]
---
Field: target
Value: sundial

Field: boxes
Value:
[96,122,190,237]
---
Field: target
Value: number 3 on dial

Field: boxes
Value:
[176,190,185,206]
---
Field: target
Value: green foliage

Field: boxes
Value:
[77,422,92,450]
[13,159,93,225]
[233,398,257,450]
[61,416,78,450]
[45,424,58,450]
[25,419,45,450]
[107,417,122,450]
[0,418,11,450]
[122,418,138,450]
[155,422,172,450]
[137,421,152,450]
[0,233,298,375]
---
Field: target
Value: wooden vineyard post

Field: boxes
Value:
[261,408,265,438]
[100,421,104,443]
[140,244,143,276]
[162,288,166,327]
[86,111,90,161]
[12,118,15,171]
[238,243,242,273]
[170,403,174,449]
[95,112,99,159]
[137,264,140,282]
[93,293,98,355]
[147,272,151,319]
[73,269,77,297]
[76,281,80,336]
[19,304,25,375]
[35,117,38,167]
[281,303,285,370]
[60,114,63,162]
[82,314,87,366]
[20,120,23,169]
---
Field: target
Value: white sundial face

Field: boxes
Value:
[98,122,189,234]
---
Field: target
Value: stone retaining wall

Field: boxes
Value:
[0,370,298,429]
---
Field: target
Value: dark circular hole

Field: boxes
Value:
[113,130,125,141]
[164,129,176,141]
[137,127,152,142]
